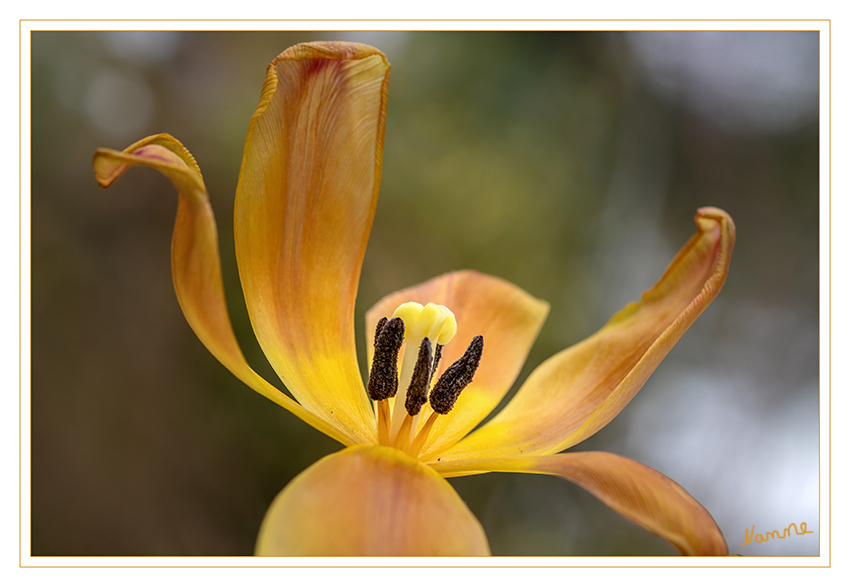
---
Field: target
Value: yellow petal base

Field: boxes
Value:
[255,445,490,556]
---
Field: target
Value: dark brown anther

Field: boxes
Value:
[367,317,404,401]
[429,335,484,415]
[429,344,443,387]
[404,338,433,416]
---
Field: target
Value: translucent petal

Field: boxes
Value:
[234,42,391,442]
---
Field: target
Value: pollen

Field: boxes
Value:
[429,335,484,415]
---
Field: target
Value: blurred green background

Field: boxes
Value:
[30,31,820,556]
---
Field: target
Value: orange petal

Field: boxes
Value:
[365,271,549,459]
[255,445,490,556]
[435,208,735,462]
[234,42,390,443]
[93,134,355,446]
[432,451,728,556]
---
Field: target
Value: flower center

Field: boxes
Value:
[367,302,483,458]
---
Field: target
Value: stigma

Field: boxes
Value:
[367,302,483,458]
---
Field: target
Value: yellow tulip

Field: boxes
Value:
[93,41,735,557]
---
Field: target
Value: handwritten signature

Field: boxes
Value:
[741,522,813,545]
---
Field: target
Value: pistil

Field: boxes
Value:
[367,317,404,445]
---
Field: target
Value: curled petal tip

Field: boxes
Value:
[92,133,203,190]
[695,206,736,244]
[276,40,388,62]
[696,206,734,224]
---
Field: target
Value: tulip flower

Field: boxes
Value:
[93,41,735,557]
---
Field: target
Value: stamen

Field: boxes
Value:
[376,399,392,446]
[429,344,443,387]
[367,317,404,402]
[404,338,433,416]
[429,335,484,415]
[406,411,439,458]
[393,414,415,452]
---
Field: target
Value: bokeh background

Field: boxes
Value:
[30,31,820,557]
